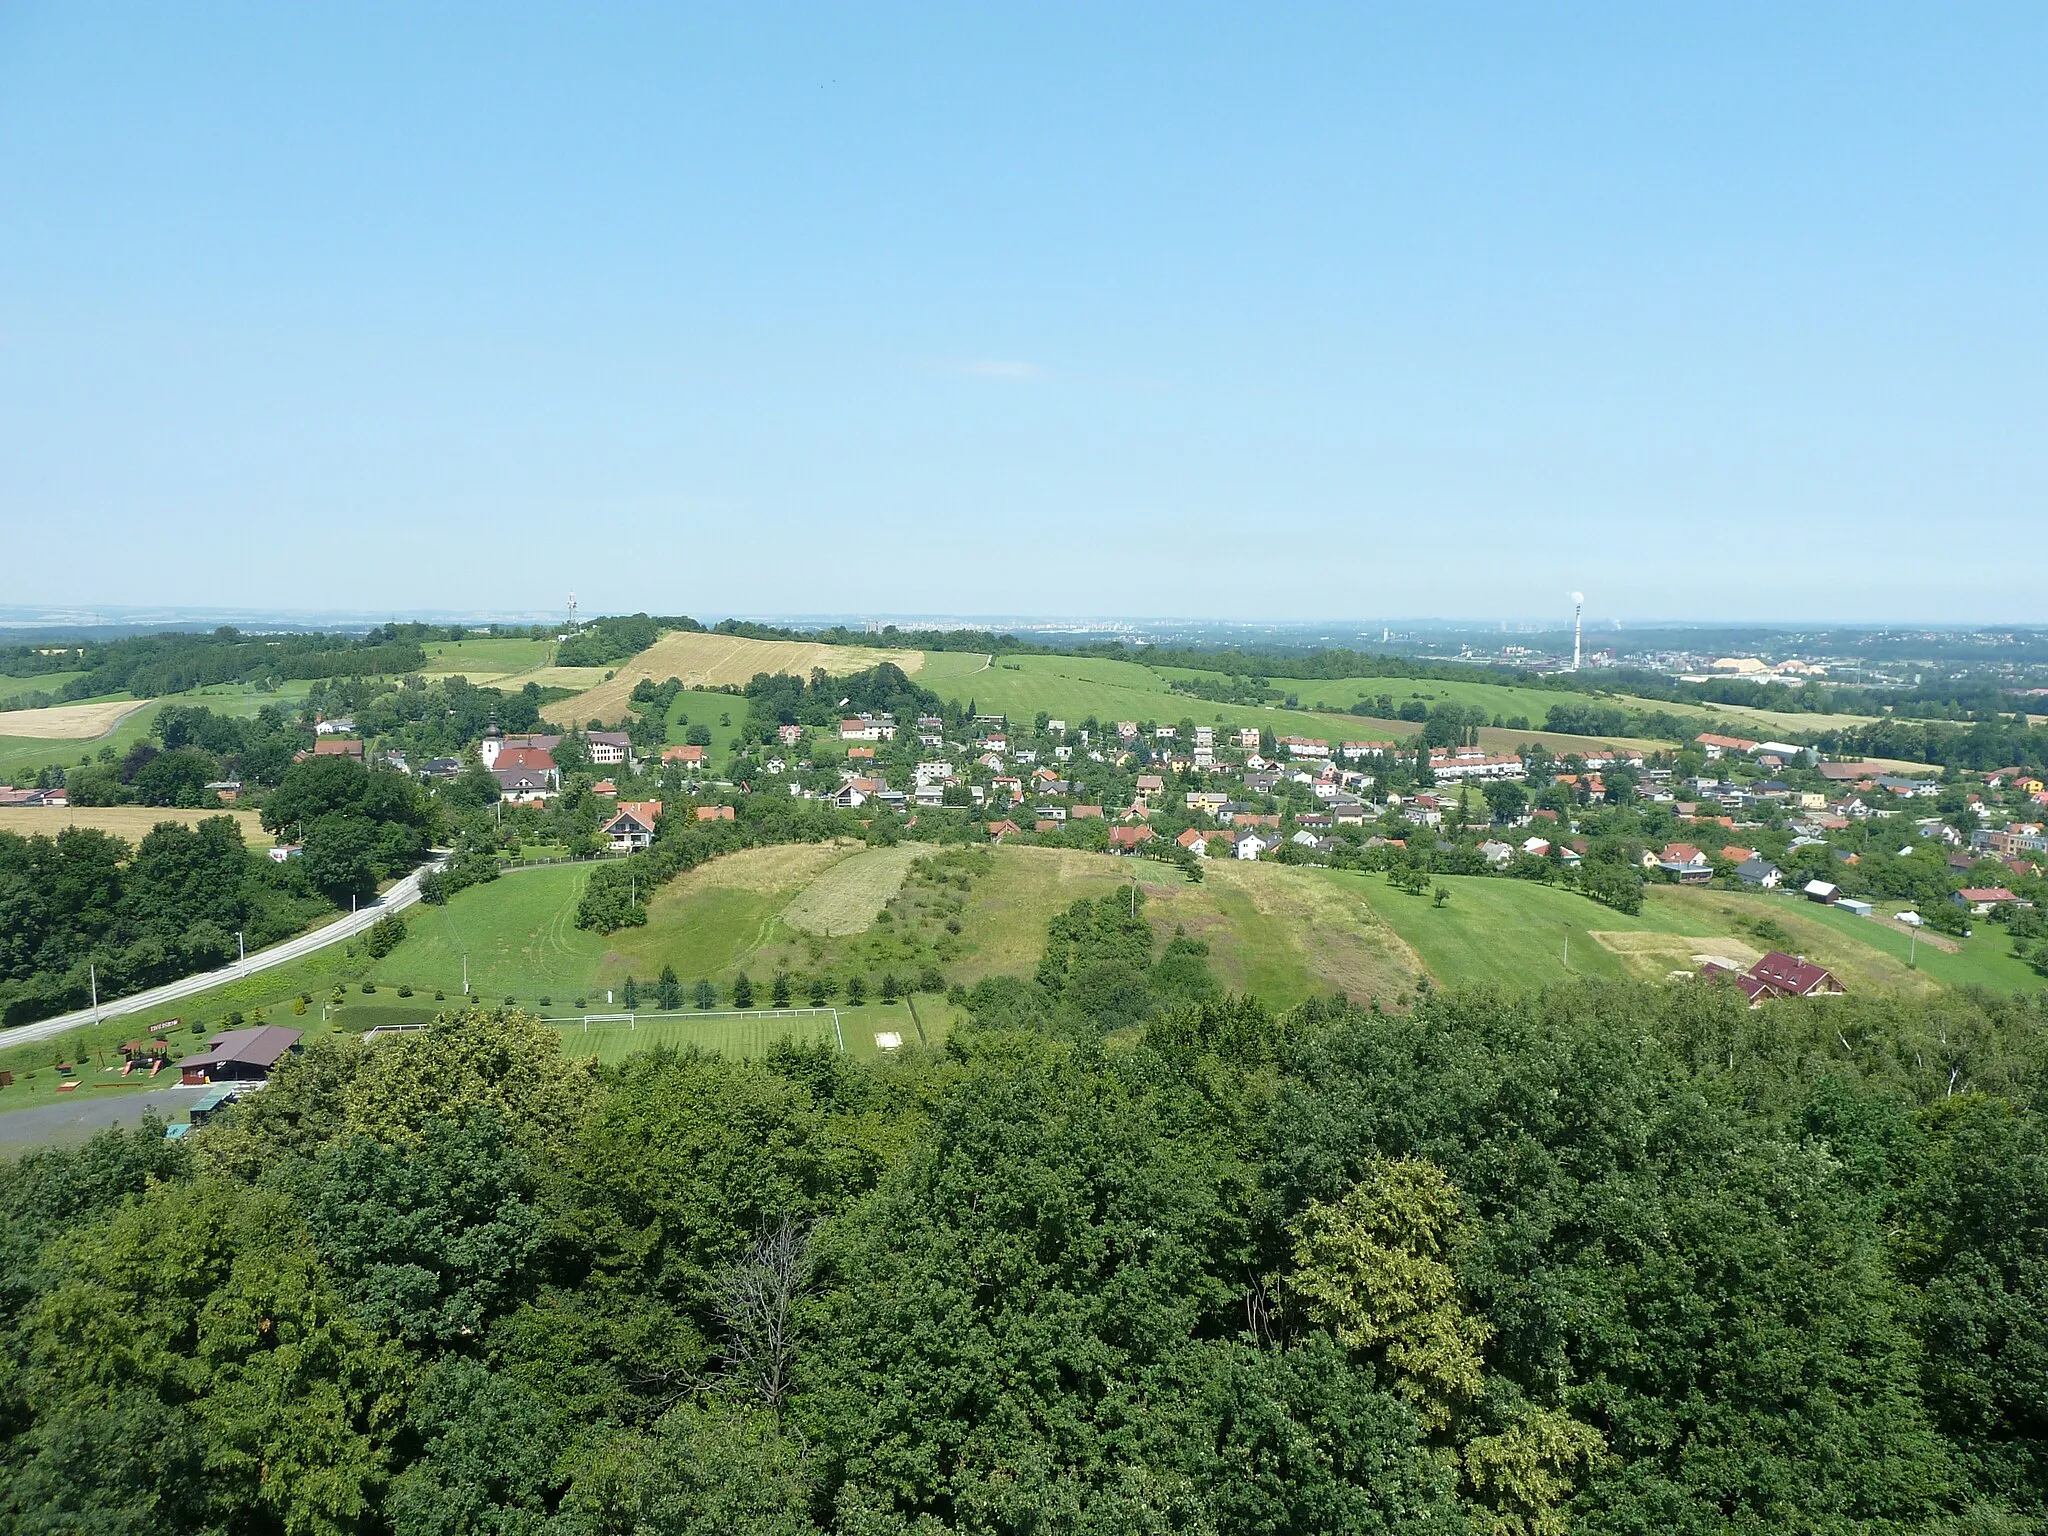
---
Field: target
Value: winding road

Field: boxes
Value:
[0,856,445,1053]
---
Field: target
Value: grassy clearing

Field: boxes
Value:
[1789,899,2045,994]
[0,806,270,842]
[421,637,554,675]
[0,670,87,707]
[658,689,753,756]
[543,632,925,726]
[1324,872,1965,998]
[365,864,609,1000]
[782,844,928,936]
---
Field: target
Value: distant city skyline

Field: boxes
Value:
[4,6,2045,621]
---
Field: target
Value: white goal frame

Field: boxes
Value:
[548,1006,845,1052]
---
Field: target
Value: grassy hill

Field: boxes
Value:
[915,651,1675,755]
[2,839,2039,1132]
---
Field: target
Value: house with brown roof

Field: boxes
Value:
[1108,825,1155,852]
[986,819,1022,843]
[179,1026,303,1085]
[602,800,663,851]
[662,743,706,766]
[312,738,365,761]
[694,804,735,823]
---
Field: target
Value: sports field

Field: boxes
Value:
[550,1008,844,1062]
[542,631,926,726]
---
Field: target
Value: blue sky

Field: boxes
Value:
[2,5,2043,624]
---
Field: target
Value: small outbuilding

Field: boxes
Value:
[179,1026,303,1086]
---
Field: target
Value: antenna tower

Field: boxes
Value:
[1569,592,1584,671]
[566,592,580,634]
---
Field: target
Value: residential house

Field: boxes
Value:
[840,715,897,742]
[1233,832,1269,860]
[779,723,806,747]
[663,744,707,767]
[986,819,1022,842]
[1108,825,1155,852]
[586,731,633,767]
[1735,858,1784,888]
[313,738,365,761]
[1954,886,2023,915]
[1479,839,1514,867]
[1747,951,1845,997]
[602,800,663,852]
[1803,880,1840,904]
[695,804,735,822]
[1694,733,1759,759]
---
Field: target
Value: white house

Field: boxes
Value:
[1234,832,1269,860]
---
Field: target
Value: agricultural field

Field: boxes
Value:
[419,636,554,679]
[916,652,1669,757]
[542,631,926,726]
[782,844,927,935]
[0,682,312,783]
[0,698,148,740]
[0,806,270,843]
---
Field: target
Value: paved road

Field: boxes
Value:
[0,856,445,1054]
[0,1084,211,1155]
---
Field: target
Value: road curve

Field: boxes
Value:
[0,856,446,1054]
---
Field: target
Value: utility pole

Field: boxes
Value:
[1562,924,1570,969]
[236,930,245,967]
[90,962,98,1025]
[462,955,469,995]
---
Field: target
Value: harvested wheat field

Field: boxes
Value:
[0,806,270,843]
[542,631,924,725]
[0,699,148,739]
[781,843,929,936]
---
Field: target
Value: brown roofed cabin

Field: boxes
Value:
[179,1026,303,1085]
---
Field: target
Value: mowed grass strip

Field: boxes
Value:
[782,843,929,936]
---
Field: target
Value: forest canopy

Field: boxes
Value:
[4,879,2047,1533]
